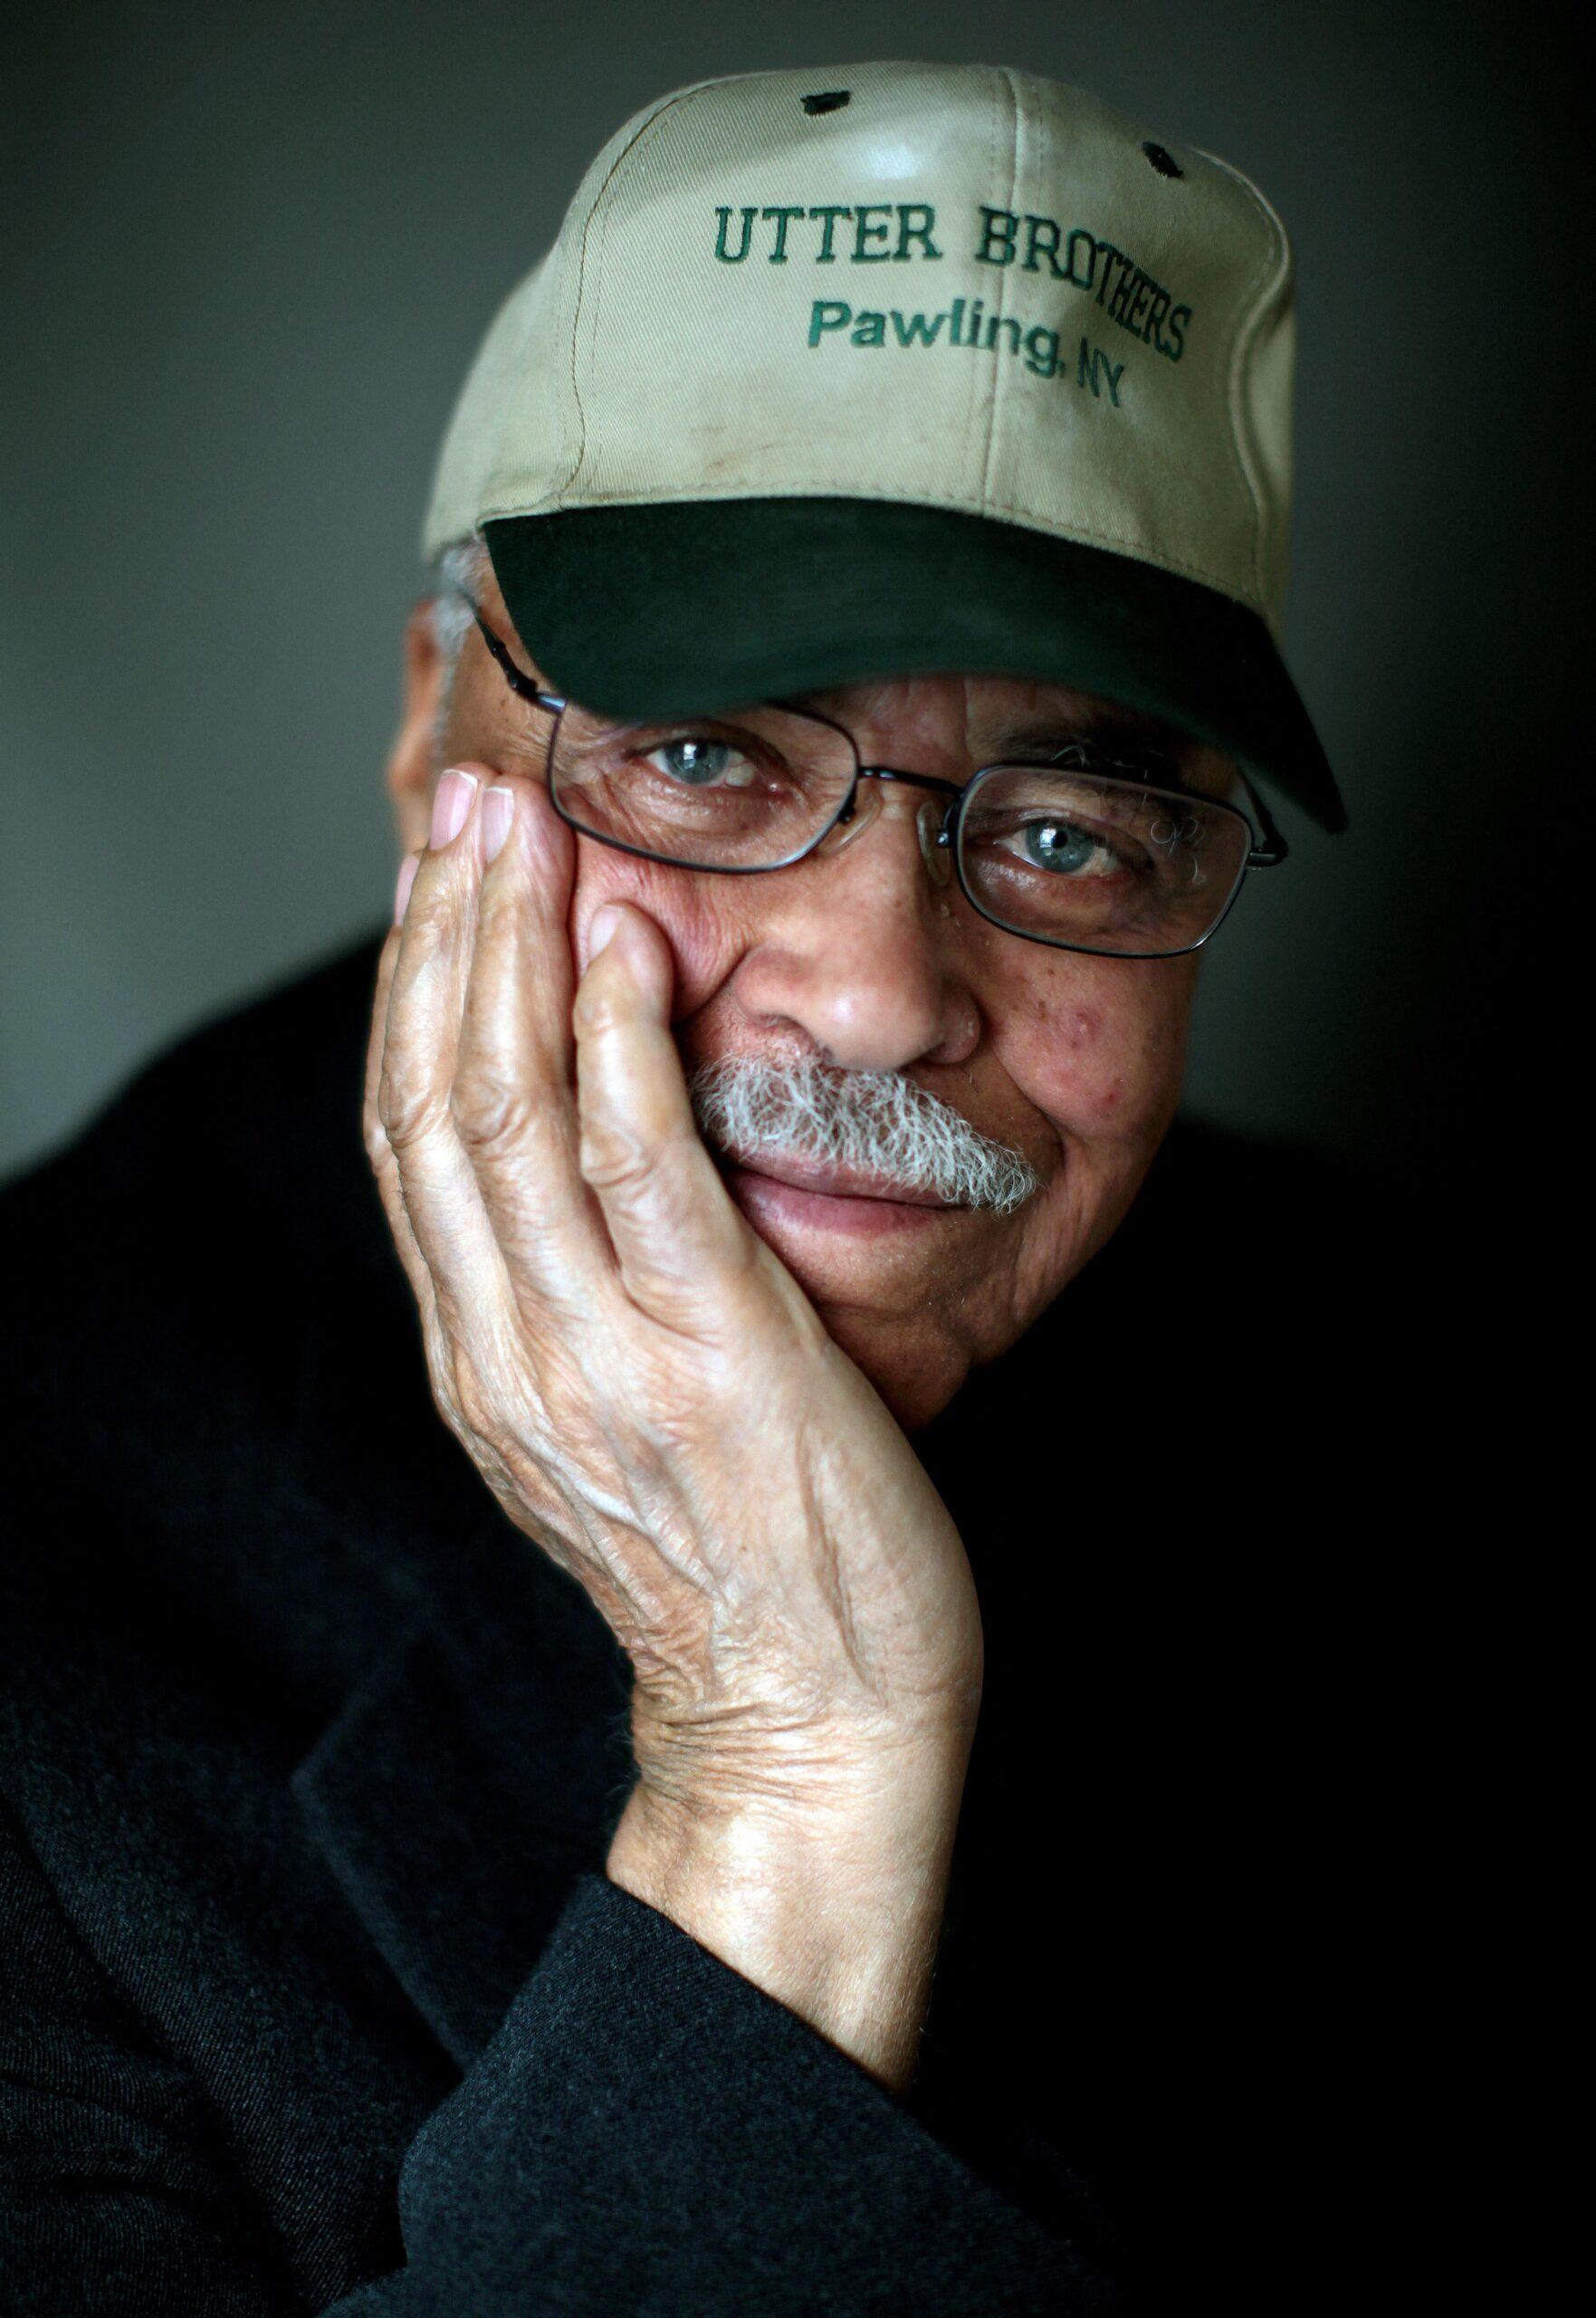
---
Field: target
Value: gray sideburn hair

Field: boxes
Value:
[429,532,492,754]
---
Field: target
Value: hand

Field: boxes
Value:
[363,766,982,2083]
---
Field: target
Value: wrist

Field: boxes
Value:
[628,1693,975,1820]
[607,1739,970,2093]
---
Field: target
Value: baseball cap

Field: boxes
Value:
[424,62,1345,831]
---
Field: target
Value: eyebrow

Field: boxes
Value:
[980,711,1181,759]
[977,724,1190,781]
[787,689,1210,790]
[982,724,1252,821]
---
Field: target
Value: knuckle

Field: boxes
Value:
[476,871,523,934]
[377,1068,452,1153]
[577,1116,655,1193]
[571,983,622,1039]
[449,1349,502,1443]
[398,877,449,952]
[450,1068,540,1159]
[425,1325,501,1448]
[417,1321,466,1427]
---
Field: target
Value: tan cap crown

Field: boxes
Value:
[423,62,1342,830]
[425,61,1296,632]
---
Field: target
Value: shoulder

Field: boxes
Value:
[1,928,391,1394]
[995,1113,1437,1429]
[2,928,388,1289]
[0,929,401,1670]
[1099,1115,1445,1442]
[1132,1114,1411,1270]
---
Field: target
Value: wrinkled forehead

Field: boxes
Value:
[790,668,1235,789]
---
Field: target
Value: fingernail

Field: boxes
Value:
[482,783,515,863]
[429,767,479,849]
[393,851,420,925]
[588,903,624,959]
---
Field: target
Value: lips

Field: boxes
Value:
[721,1149,952,1208]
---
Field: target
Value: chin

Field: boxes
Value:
[724,1188,999,1428]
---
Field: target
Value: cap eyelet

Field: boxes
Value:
[1142,140,1183,178]
[802,89,851,116]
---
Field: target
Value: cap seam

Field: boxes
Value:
[564,86,712,498]
[976,69,1020,504]
[570,71,808,493]
[1202,148,1290,610]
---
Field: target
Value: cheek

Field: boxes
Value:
[999,960,1195,1138]
[570,848,748,1003]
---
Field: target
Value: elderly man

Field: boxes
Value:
[2,60,1391,2316]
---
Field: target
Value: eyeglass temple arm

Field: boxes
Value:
[454,592,565,712]
[1245,781,1289,867]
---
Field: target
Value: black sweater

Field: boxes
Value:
[0,929,1415,2313]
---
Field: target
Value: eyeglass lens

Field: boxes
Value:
[548,701,1248,955]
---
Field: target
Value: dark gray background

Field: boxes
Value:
[2,0,1572,1187]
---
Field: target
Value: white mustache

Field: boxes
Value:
[688,1055,1043,1217]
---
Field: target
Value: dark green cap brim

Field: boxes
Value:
[483,498,1346,833]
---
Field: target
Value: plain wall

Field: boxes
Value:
[2,0,1573,1187]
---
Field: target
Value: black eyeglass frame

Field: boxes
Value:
[461,597,1288,963]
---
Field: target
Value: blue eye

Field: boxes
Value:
[1022,819,1104,874]
[645,739,754,788]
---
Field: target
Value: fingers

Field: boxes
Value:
[573,901,760,1336]
[362,913,442,1333]
[373,752,757,1374]
[371,766,517,1345]
[451,772,615,1309]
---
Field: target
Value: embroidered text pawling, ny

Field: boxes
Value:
[711,199,1193,362]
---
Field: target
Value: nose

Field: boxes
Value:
[725,781,980,1073]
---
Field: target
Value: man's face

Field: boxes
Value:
[389,573,1235,1429]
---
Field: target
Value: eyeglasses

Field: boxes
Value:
[460,596,1288,961]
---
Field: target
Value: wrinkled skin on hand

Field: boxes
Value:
[364,767,984,1806]
[367,598,1227,2086]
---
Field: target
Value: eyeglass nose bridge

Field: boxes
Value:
[824,763,960,886]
